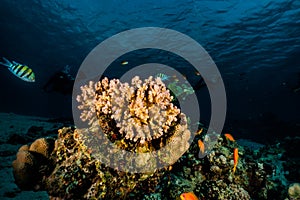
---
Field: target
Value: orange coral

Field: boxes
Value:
[18,144,29,151]
[29,138,54,158]
[12,150,38,190]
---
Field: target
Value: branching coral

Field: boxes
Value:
[75,76,192,175]
[77,76,181,144]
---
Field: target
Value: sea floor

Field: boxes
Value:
[0,113,67,200]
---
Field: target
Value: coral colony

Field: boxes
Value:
[77,76,185,144]
[12,76,300,199]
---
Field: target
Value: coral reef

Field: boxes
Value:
[147,131,295,200]
[11,76,298,200]
[77,76,181,144]
[76,76,191,172]
[12,126,298,200]
[51,127,164,199]
[11,76,193,199]
[280,136,300,183]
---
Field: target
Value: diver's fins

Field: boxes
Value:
[0,57,12,67]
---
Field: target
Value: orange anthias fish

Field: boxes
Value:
[195,71,201,76]
[224,133,235,142]
[198,140,205,154]
[196,128,203,135]
[233,148,239,173]
[180,192,199,200]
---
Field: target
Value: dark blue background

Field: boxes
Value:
[0,0,299,143]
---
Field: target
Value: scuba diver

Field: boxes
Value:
[43,65,74,95]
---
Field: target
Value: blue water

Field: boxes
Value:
[0,0,299,142]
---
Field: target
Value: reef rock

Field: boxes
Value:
[12,137,55,190]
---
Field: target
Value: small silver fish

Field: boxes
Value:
[121,60,129,65]
[0,57,35,82]
[155,73,170,81]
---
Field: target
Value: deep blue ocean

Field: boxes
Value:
[0,0,299,143]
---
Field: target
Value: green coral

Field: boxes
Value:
[167,80,194,101]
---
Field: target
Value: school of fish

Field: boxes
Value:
[183,132,240,199]
[197,132,239,174]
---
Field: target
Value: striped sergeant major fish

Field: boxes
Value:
[0,57,35,82]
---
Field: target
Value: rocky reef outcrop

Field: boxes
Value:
[11,76,298,199]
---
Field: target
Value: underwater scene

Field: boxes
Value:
[0,0,299,199]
